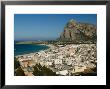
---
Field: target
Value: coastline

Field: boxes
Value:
[15,43,50,57]
[15,43,97,76]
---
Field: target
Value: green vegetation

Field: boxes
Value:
[15,67,25,76]
[14,57,20,69]
[33,64,57,76]
[14,57,25,76]
[74,67,97,76]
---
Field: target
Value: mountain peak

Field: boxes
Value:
[59,19,96,43]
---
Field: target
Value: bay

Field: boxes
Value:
[14,44,49,56]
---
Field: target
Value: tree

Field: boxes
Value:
[33,64,56,76]
[14,57,20,69]
[33,66,39,76]
[33,64,44,76]
[15,67,25,76]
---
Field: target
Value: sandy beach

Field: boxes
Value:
[15,43,97,76]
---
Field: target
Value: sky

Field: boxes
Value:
[14,14,97,41]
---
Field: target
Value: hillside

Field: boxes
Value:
[59,19,97,43]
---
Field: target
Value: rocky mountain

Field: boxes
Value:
[59,19,97,43]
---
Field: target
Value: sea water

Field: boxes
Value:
[14,44,49,56]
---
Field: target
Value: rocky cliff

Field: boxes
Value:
[59,19,97,43]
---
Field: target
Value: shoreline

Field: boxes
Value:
[15,44,50,57]
[15,43,97,76]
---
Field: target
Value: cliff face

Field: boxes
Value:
[59,19,97,43]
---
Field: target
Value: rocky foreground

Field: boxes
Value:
[15,44,97,76]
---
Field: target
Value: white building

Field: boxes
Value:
[56,70,68,75]
[65,58,75,65]
[44,61,53,66]
[58,55,63,59]
[54,59,62,65]
[72,65,87,73]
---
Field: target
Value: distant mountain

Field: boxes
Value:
[58,19,97,43]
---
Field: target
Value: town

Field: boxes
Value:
[15,44,97,76]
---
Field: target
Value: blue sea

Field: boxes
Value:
[14,44,49,56]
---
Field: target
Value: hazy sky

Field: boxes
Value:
[14,14,97,41]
